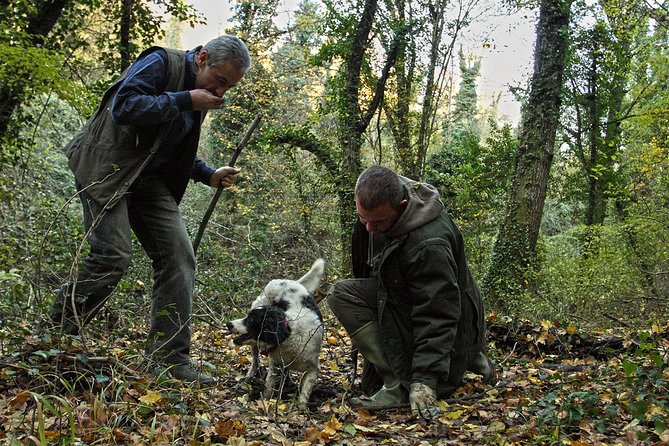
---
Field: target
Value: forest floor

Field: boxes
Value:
[0,312,668,445]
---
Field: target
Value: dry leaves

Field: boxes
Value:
[0,319,667,444]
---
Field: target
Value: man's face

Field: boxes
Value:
[355,196,406,233]
[194,50,245,98]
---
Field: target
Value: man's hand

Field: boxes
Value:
[210,166,240,188]
[409,383,440,420]
[190,89,225,111]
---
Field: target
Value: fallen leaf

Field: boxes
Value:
[138,390,161,406]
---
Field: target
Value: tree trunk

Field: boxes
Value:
[336,0,401,272]
[416,0,446,179]
[120,0,135,73]
[0,0,69,141]
[482,0,572,312]
[336,0,377,273]
[383,0,416,176]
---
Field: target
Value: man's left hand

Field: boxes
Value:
[210,166,240,188]
[409,383,440,420]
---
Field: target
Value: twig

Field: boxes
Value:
[498,342,517,367]
[192,115,261,254]
[61,354,141,378]
[602,312,633,328]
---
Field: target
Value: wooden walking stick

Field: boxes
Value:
[192,115,262,254]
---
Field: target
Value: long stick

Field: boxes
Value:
[192,115,261,254]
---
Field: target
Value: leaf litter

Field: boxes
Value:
[0,315,667,445]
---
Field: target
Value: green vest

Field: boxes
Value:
[64,47,201,207]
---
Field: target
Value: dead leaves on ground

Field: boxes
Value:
[0,318,667,445]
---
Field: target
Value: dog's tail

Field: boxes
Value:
[298,258,325,294]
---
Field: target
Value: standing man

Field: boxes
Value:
[42,35,252,384]
[327,165,495,419]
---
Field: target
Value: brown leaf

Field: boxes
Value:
[304,426,321,443]
[214,419,245,440]
[9,391,31,409]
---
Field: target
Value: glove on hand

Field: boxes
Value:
[409,382,440,420]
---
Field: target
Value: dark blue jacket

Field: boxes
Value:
[65,46,214,207]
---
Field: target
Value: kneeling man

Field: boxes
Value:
[327,165,494,420]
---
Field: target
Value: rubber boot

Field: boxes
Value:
[468,351,496,383]
[349,321,408,408]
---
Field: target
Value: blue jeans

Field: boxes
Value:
[51,177,195,364]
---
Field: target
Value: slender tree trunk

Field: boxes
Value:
[585,50,602,226]
[120,0,135,73]
[483,0,573,312]
[337,0,377,271]
[0,0,69,141]
[337,0,401,272]
[383,0,416,176]
[416,1,445,179]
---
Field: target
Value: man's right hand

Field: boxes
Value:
[190,89,224,111]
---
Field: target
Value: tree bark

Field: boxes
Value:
[120,0,135,73]
[336,0,401,272]
[0,0,69,141]
[482,0,573,312]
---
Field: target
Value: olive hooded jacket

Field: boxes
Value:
[353,177,486,397]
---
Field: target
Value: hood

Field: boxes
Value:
[384,176,444,239]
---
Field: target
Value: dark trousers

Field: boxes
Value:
[326,278,379,336]
[327,277,474,397]
[51,177,196,364]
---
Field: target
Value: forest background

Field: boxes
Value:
[0,0,668,444]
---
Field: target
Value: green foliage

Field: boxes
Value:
[425,121,517,276]
[559,0,639,225]
[532,221,666,322]
[618,329,669,442]
[0,43,74,166]
[0,94,83,334]
[447,50,482,139]
[63,0,204,75]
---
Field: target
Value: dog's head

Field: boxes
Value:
[226,306,291,349]
[255,258,325,310]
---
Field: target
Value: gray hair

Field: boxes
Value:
[202,35,251,73]
[355,165,405,211]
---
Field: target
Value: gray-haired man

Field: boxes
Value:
[43,35,251,384]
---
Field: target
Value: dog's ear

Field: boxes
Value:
[298,258,324,294]
[258,307,291,345]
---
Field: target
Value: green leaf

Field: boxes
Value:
[95,374,110,384]
[343,424,357,436]
[629,400,649,421]
[622,359,638,376]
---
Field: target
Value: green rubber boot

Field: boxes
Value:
[349,321,408,408]
[468,351,496,383]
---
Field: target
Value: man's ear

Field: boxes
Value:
[195,49,209,68]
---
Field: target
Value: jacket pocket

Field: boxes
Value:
[384,271,413,306]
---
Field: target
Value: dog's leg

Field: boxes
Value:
[298,367,319,408]
[245,345,260,380]
[263,360,278,400]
